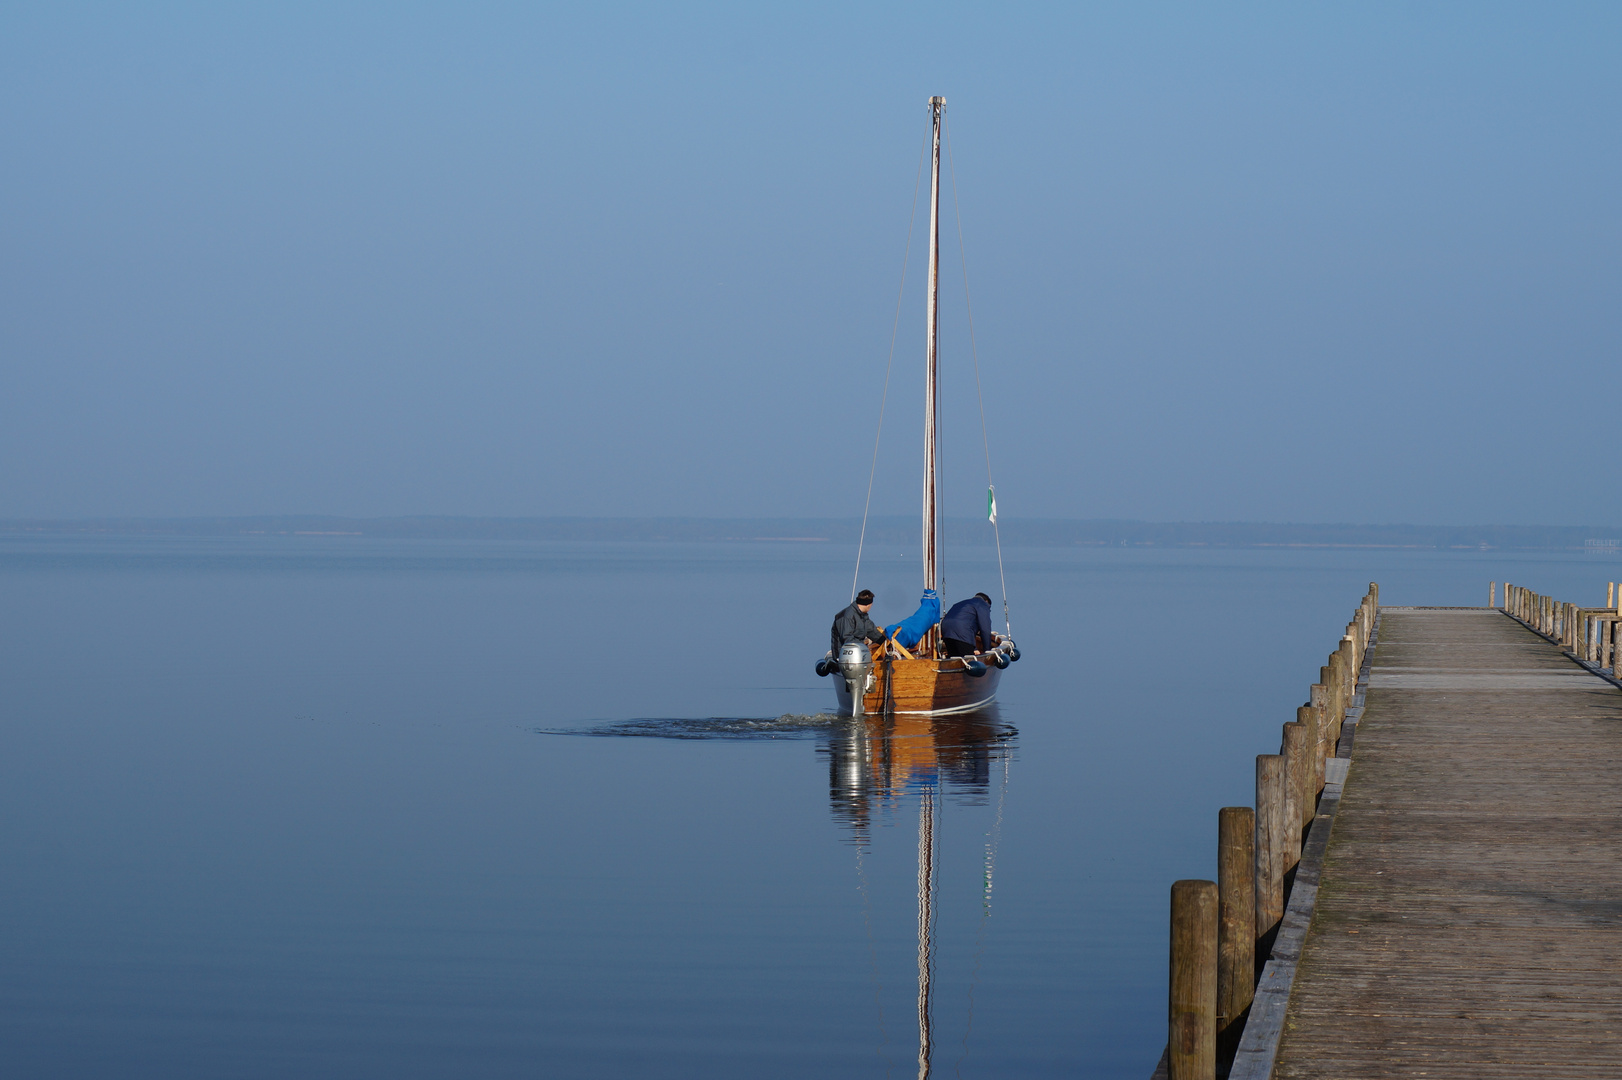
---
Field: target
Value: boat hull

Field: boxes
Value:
[834,652,1003,716]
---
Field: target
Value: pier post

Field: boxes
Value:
[1298,704,1323,795]
[1254,754,1285,959]
[1216,807,1255,1045]
[1309,684,1330,769]
[1169,879,1217,1080]
[1490,581,1496,608]
[1282,721,1310,843]
[1323,658,1343,741]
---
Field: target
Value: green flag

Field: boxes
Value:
[987,486,997,525]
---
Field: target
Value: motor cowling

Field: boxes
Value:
[837,642,875,716]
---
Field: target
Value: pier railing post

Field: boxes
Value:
[1254,754,1285,961]
[1216,807,1255,1047]
[1169,879,1218,1080]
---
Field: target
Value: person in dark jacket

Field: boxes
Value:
[941,592,997,657]
[831,589,886,656]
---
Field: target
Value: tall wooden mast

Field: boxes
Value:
[923,96,944,651]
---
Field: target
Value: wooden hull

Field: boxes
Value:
[834,652,1003,716]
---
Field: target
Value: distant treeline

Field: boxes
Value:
[4,516,1622,551]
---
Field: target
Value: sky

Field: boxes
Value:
[2,2,1619,525]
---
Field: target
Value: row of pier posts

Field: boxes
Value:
[1502,582,1622,673]
[1164,584,1379,1080]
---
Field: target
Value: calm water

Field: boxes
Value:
[0,535,1611,1078]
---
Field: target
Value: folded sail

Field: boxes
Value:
[886,589,941,649]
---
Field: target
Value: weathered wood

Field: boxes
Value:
[1253,754,1285,953]
[1297,704,1323,794]
[1272,608,1622,1078]
[1308,684,1329,776]
[1169,879,1218,1080]
[1216,807,1255,1041]
[1281,721,1310,841]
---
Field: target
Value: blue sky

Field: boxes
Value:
[2,3,1618,524]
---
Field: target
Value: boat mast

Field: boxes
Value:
[923,96,944,654]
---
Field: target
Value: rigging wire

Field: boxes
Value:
[944,117,1013,639]
[853,128,930,603]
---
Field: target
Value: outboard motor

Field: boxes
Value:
[837,641,875,717]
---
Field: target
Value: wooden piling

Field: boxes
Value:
[1282,721,1310,842]
[1490,581,1496,608]
[1309,684,1329,762]
[1298,704,1323,794]
[1169,879,1217,1080]
[1254,754,1285,954]
[1216,807,1255,1042]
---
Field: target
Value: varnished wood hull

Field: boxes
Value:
[833,653,1003,716]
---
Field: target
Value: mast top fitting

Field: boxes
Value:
[929,96,946,106]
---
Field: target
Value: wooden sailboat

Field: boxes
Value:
[831,96,1018,718]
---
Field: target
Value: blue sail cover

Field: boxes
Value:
[885,589,941,650]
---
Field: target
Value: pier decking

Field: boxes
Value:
[1273,607,1622,1077]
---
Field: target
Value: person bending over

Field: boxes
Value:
[941,592,998,657]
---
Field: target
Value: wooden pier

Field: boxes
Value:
[1152,591,1622,1079]
[1271,605,1622,1077]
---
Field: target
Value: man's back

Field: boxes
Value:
[941,596,993,649]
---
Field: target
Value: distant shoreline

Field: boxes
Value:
[3,516,1620,552]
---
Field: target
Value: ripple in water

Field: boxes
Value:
[539,713,843,740]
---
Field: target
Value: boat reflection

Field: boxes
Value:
[819,707,1016,1079]
[823,706,1015,843]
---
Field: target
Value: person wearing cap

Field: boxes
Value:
[941,592,998,657]
[830,589,886,657]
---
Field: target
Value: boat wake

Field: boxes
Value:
[538,714,843,741]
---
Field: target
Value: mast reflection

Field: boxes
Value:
[820,708,1016,1080]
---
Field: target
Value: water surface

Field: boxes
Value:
[0,535,1606,1077]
